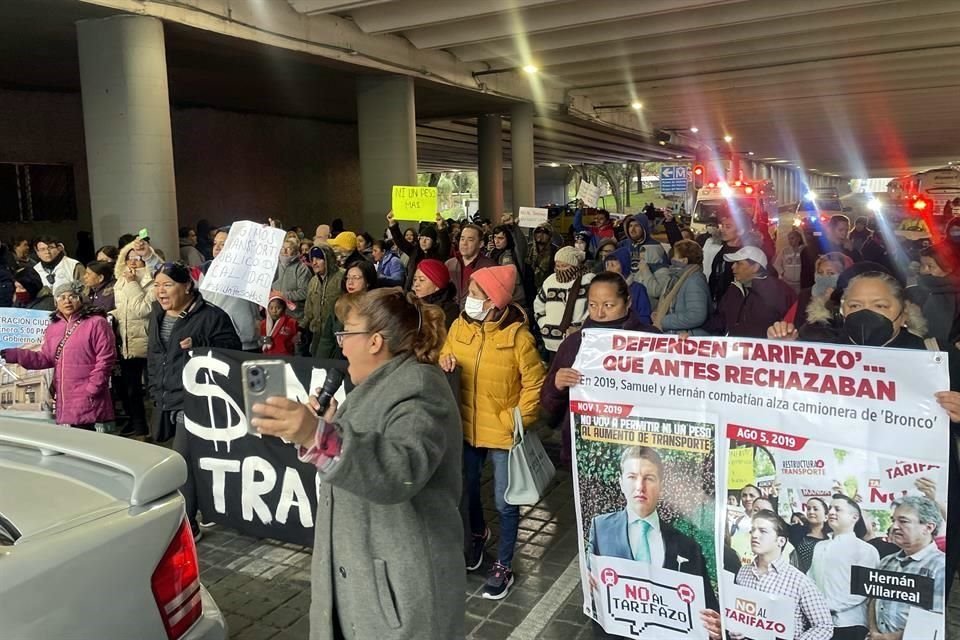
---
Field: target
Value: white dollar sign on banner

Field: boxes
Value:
[182,354,249,453]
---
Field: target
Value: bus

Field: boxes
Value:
[887,167,960,219]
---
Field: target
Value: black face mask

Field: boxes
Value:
[919,274,950,290]
[843,309,899,347]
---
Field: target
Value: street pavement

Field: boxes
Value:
[195,426,960,639]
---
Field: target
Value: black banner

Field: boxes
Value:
[183,348,351,546]
[182,348,461,546]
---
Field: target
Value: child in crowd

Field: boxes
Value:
[260,291,298,356]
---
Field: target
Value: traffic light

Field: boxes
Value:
[693,165,705,189]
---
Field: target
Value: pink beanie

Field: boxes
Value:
[471,265,516,309]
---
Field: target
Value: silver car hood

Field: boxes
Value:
[0,420,187,539]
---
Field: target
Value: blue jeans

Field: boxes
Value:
[463,441,519,568]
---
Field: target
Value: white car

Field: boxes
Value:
[0,420,228,640]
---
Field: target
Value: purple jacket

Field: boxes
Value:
[5,308,117,426]
[541,311,657,466]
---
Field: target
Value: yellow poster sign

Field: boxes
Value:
[727,446,755,490]
[392,186,438,222]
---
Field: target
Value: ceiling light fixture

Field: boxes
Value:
[522,64,539,74]
[723,134,733,143]
[690,127,699,133]
[631,101,643,110]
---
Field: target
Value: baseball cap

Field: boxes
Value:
[723,245,768,268]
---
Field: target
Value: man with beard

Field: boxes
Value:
[301,245,343,357]
[33,236,83,294]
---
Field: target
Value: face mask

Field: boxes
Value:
[812,273,838,298]
[464,296,488,320]
[843,309,898,347]
[671,259,688,269]
[919,274,950,290]
[15,291,30,304]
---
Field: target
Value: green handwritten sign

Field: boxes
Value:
[392,186,438,222]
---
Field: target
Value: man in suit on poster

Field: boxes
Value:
[587,445,719,636]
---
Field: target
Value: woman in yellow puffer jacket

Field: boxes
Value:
[440,265,545,601]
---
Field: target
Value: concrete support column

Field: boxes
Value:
[478,114,504,221]
[510,103,535,214]
[357,76,417,233]
[77,16,178,254]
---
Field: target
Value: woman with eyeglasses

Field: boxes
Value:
[147,262,240,540]
[1,282,116,429]
[251,289,464,640]
[314,260,378,360]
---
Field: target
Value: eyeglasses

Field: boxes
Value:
[334,330,369,347]
[344,275,365,282]
[56,293,80,302]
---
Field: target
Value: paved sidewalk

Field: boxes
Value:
[194,426,960,639]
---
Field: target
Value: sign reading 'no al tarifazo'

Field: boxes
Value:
[392,185,438,222]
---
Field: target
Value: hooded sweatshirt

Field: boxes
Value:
[604,247,653,324]
[618,214,669,271]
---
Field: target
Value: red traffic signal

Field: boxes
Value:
[692,165,705,188]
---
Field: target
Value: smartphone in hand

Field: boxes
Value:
[242,360,287,435]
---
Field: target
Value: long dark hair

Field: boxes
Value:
[490,225,521,267]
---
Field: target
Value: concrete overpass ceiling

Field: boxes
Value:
[303,0,960,175]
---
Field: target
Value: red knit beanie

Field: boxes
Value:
[416,259,450,289]
[471,265,517,309]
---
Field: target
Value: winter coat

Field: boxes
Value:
[388,223,450,290]
[375,251,406,287]
[34,255,83,294]
[308,354,464,640]
[606,247,655,321]
[260,314,298,356]
[714,275,798,339]
[534,270,595,352]
[658,264,712,335]
[573,209,616,254]
[773,246,803,290]
[525,240,557,296]
[907,277,960,346]
[87,280,115,313]
[272,259,312,319]
[314,312,345,361]
[4,307,116,426]
[304,281,343,357]
[617,214,669,271]
[179,242,205,267]
[146,294,241,412]
[445,254,496,307]
[441,305,545,450]
[111,245,155,359]
[422,285,460,329]
[541,311,656,465]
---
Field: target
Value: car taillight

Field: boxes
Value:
[152,519,202,640]
[744,186,754,195]
[913,198,929,211]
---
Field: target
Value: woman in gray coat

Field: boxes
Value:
[251,288,464,640]
[652,239,712,335]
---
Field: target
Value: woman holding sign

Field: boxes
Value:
[250,289,464,640]
[541,272,657,466]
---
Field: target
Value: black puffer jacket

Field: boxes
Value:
[147,293,241,412]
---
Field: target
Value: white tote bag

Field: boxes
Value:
[504,407,556,506]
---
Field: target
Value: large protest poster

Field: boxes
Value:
[199,221,285,307]
[0,309,53,420]
[571,330,951,639]
[183,348,461,546]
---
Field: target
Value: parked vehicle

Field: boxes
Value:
[0,420,228,640]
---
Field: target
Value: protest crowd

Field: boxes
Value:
[3,200,960,640]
